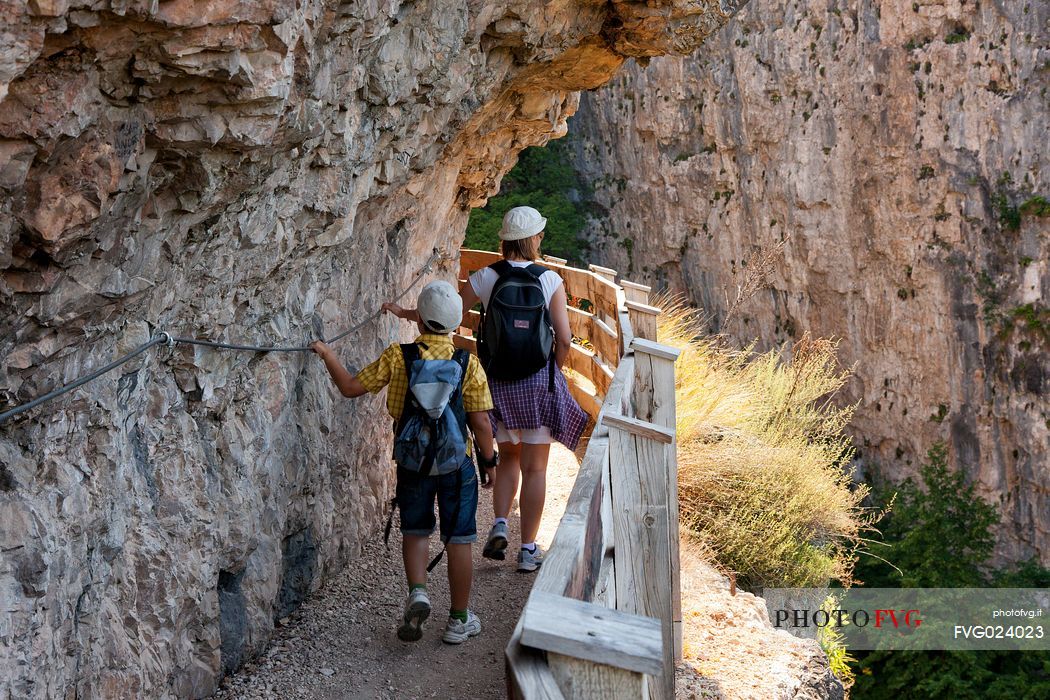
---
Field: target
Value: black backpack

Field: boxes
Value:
[477,260,555,383]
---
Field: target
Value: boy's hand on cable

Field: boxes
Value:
[381,302,404,318]
[310,340,332,358]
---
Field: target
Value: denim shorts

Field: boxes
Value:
[395,457,478,544]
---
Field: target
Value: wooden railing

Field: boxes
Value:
[456,250,682,700]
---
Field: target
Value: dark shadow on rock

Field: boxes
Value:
[276,525,318,620]
[218,568,248,676]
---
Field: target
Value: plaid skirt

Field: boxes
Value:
[489,363,588,450]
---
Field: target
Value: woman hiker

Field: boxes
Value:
[384,205,588,572]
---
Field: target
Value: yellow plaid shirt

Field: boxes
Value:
[356,333,493,424]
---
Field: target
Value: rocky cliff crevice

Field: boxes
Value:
[0,1,743,697]
[568,0,1048,565]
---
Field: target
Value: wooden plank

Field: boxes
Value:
[609,425,675,700]
[566,305,591,339]
[632,348,683,664]
[631,338,681,362]
[592,354,635,440]
[532,432,612,599]
[566,307,619,367]
[624,300,661,316]
[568,380,602,422]
[592,315,620,369]
[617,289,634,358]
[602,414,674,444]
[590,356,614,396]
[588,263,618,281]
[548,653,645,700]
[531,512,587,598]
[522,591,664,676]
[593,445,616,607]
[452,334,476,353]
[462,308,482,333]
[561,434,609,521]
[592,553,616,608]
[506,616,566,700]
[543,254,568,265]
[587,277,620,326]
[559,267,604,308]
[567,344,598,386]
[460,248,501,276]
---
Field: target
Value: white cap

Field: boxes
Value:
[499,206,547,241]
[416,280,462,334]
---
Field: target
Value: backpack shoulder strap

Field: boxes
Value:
[395,343,422,434]
[524,263,548,279]
[399,343,420,374]
[450,349,471,439]
[489,260,512,277]
[452,348,471,386]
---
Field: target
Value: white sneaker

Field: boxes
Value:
[397,588,431,642]
[442,610,481,644]
[517,545,545,572]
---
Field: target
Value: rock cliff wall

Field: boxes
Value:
[569,0,1048,564]
[0,1,743,697]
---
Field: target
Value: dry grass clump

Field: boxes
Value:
[659,296,873,590]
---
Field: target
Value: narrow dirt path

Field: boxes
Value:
[214,444,581,700]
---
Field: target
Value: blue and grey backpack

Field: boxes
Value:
[392,343,471,475]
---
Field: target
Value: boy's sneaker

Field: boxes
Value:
[397,588,431,642]
[442,611,482,644]
[482,522,509,560]
[517,545,545,572]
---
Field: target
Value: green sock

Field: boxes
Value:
[410,583,426,593]
[450,609,468,623]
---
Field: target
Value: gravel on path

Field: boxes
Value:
[215,444,581,700]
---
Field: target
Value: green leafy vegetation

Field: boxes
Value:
[850,445,1050,699]
[1001,303,1050,343]
[1020,195,1050,217]
[993,190,1022,231]
[464,140,591,262]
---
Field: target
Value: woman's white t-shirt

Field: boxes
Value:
[469,260,564,308]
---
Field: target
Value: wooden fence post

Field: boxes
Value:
[606,412,676,700]
[625,301,660,343]
[620,280,651,306]
[632,338,683,664]
[589,263,618,285]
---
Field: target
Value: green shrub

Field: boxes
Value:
[850,445,1050,699]
[464,141,590,262]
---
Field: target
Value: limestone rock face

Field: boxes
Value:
[0,1,742,697]
[569,0,1048,564]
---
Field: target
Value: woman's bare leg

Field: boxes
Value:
[492,441,520,520]
[518,442,552,545]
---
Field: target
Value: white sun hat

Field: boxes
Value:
[499,206,547,241]
[416,280,463,334]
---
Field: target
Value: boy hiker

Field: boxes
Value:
[310,280,499,644]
